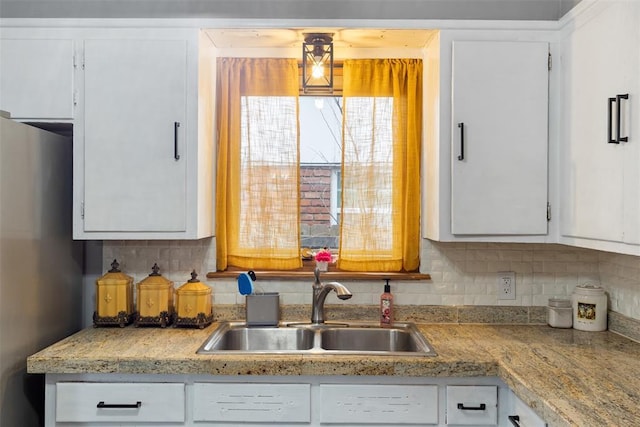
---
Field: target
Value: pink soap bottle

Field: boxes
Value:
[380,279,393,327]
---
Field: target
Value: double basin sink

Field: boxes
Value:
[197,321,437,357]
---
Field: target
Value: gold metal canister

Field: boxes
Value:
[94,259,134,327]
[174,270,213,328]
[135,263,174,328]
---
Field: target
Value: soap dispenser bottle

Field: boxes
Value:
[380,279,394,327]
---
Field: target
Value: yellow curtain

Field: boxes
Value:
[338,59,422,272]
[216,58,302,270]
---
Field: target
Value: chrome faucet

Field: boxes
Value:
[311,268,352,324]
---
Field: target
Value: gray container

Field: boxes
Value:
[246,293,280,326]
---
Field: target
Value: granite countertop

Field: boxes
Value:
[28,322,640,426]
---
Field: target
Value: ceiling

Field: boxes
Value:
[0,0,582,21]
[205,29,437,49]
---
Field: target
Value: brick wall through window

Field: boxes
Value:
[300,164,339,250]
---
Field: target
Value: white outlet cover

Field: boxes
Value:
[497,271,516,300]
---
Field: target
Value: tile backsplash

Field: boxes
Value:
[102,238,640,321]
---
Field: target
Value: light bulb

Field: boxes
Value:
[312,63,324,79]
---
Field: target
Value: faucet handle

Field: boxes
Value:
[314,267,321,285]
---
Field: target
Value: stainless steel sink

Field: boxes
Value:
[320,327,422,352]
[197,321,436,356]
[197,324,315,352]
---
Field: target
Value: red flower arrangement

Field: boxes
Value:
[314,248,332,262]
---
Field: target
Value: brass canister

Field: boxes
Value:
[174,270,213,328]
[135,263,174,328]
[94,259,135,327]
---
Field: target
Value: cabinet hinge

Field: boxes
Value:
[81,202,85,219]
[73,52,77,69]
[73,90,78,106]
[547,202,551,221]
[548,53,552,71]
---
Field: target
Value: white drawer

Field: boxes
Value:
[193,383,311,423]
[320,384,438,424]
[55,382,185,423]
[446,385,498,425]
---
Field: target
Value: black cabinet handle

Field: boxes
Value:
[457,122,465,160]
[608,97,618,144]
[508,415,521,426]
[457,403,486,411]
[174,121,181,160]
[97,401,141,409]
[617,94,629,143]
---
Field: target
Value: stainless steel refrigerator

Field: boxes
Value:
[0,117,83,426]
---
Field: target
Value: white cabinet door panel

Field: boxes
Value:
[193,383,311,423]
[451,41,549,235]
[0,39,74,119]
[561,2,627,242]
[561,0,640,248]
[319,384,438,424]
[83,39,187,232]
[511,393,547,427]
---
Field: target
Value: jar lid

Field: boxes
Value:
[97,259,133,285]
[137,263,173,289]
[573,283,605,296]
[176,270,211,295]
[548,298,572,308]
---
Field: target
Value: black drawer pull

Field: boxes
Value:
[617,93,629,143]
[608,97,618,144]
[97,401,141,409]
[457,122,465,160]
[508,415,521,426]
[457,403,486,411]
[174,121,181,160]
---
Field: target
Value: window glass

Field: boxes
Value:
[299,96,342,251]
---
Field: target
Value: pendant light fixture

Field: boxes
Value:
[302,33,334,93]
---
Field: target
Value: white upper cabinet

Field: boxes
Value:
[560,0,640,255]
[451,41,549,236]
[82,39,188,233]
[0,38,75,119]
[424,32,552,242]
[74,31,216,239]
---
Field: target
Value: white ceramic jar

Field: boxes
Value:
[572,284,607,331]
[547,298,573,328]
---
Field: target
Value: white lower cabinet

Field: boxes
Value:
[45,375,544,426]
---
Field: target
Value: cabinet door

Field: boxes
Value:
[320,384,438,425]
[621,4,640,245]
[451,41,549,235]
[561,1,640,245]
[0,39,75,119]
[510,393,547,427]
[83,39,187,232]
[193,383,310,423]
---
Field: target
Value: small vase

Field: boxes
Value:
[316,261,329,272]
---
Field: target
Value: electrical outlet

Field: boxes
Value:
[497,271,516,300]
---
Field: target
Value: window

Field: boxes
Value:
[216,58,422,272]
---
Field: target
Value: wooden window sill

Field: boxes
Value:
[206,264,430,281]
